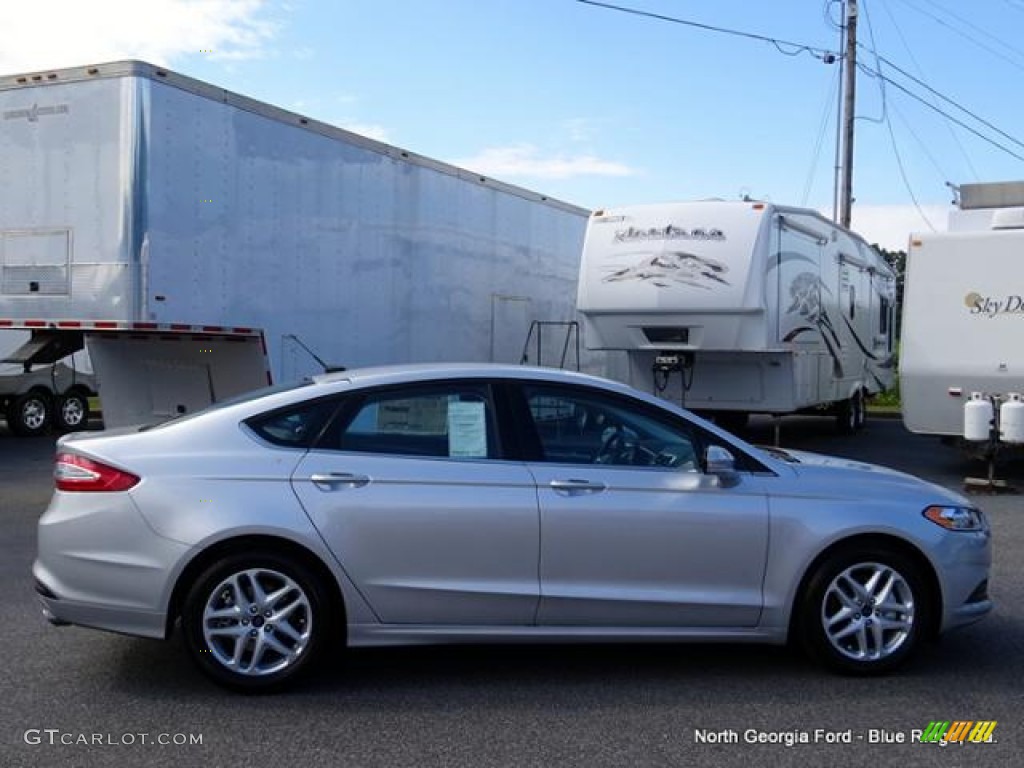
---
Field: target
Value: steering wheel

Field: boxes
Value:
[595,426,625,464]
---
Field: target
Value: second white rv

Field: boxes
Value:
[901,181,1024,447]
[577,201,896,431]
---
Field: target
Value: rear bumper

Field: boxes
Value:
[34,575,167,638]
[34,490,189,639]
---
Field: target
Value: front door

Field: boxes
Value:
[517,383,769,628]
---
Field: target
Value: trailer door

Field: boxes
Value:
[773,217,830,404]
[85,330,269,428]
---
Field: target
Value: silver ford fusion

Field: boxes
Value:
[34,364,992,691]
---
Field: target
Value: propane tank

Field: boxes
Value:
[1000,393,1024,444]
[964,392,994,442]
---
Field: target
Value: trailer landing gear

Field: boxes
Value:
[964,452,1017,495]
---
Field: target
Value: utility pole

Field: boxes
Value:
[838,0,858,228]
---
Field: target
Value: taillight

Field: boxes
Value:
[55,453,140,492]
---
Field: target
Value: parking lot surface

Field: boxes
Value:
[1,415,1021,768]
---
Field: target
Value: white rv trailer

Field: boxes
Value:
[0,60,590,433]
[577,201,896,431]
[901,181,1024,446]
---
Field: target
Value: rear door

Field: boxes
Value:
[291,380,540,625]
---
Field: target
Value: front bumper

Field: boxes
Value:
[935,527,993,632]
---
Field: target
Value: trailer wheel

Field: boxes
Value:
[835,392,864,435]
[714,411,749,433]
[55,390,90,433]
[854,394,867,431]
[7,390,53,437]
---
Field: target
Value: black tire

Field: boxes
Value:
[854,392,867,431]
[182,551,334,692]
[55,390,90,433]
[799,545,930,675]
[835,391,864,435]
[7,390,52,437]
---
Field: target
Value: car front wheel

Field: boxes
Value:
[800,547,929,675]
[182,551,331,692]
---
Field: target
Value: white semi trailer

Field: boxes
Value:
[577,201,896,432]
[0,60,590,434]
[901,181,1024,454]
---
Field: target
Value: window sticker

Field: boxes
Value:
[376,398,446,434]
[447,400,487,458]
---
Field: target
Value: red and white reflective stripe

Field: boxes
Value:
[0,319,261,336]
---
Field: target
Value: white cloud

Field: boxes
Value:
[454,144,636,180]
[846,204,952,252]
[0,1,276,74]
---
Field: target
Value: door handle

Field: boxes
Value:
[310,472,370,489]
[549,478,607,494]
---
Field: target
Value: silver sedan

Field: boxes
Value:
[34,364,992,691]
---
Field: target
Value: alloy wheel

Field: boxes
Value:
[820,561,915,662]
[201,567,313,677]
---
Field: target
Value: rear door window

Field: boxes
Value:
[323,383,500,459]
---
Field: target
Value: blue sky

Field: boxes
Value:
[4,0,1024,249]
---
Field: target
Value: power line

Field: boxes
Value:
[890,100,950,182]
[857,0,887,125]
[865,50,1024,152]
[924,0,1024,66]
[573,0,837,61]
[858,62,1024,163]
[881,101,937,232]
[802,66,841,206]
[575,0,1024,164]
[877,0,978,180]
[891,0,1024,73]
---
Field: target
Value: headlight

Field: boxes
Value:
[924,505,985,532]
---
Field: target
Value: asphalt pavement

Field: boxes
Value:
[1,415,1021,768]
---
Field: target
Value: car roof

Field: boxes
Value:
[311,362,622,391]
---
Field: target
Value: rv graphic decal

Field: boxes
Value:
[782,272,845,378]
[613,225,726,243]
[603,251,730,290]
[965,292,1024,317]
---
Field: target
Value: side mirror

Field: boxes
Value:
[704,445,740,488]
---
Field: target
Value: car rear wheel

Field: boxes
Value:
[800,546,928,675]
[55,391,90,433]
[182,552,331,692]
[7,390,52,437]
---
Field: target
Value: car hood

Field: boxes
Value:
[764,447,972,507]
